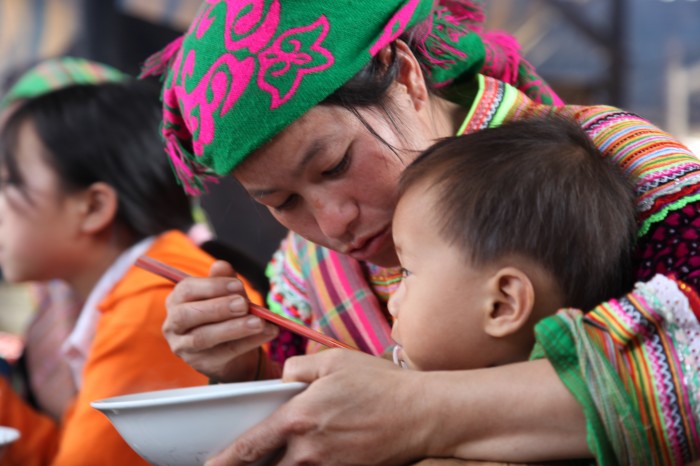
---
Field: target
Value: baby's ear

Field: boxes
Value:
[78,181,118,234]
[483,267,535,338]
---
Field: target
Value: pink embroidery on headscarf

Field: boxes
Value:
[482,31,520,85]
[224,0,280,52]
[196,4,217,38]
[139,36,184,79]
[439,0,485,33]
[176,50,256,155]
[165,139,196,193]
[161,44,190,145]
[258,15,334,109]
[186,0,219,38]
[369,0,421,56]
[422,6,468,66]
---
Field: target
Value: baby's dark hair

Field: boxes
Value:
[0,79,193,243]
[399,117,638,311]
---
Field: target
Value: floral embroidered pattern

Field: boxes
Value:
[258,16,334,109]
[174,51,255,156]
[192,1,217,39]
[167,0,335,151]
[369,0,420,56]
[223,0,280,52]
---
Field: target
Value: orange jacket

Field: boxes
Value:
[0,231,262,466]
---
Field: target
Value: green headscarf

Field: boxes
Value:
[1,56,128,110]
[143,0,560,194]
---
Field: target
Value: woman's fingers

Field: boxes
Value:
[164,293,249,337]
[173,312,277,353]
[205,404,291,466]
[163,260,251,346]
[205,352,421,466]
[282,348,365,382]
[163,259,274,381]
[209,259,238,278]
[165,275,246,311]
[181,330,278,380]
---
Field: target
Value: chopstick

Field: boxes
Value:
[135,255,358,351]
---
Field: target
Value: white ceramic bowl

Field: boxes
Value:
[91,379,307,466]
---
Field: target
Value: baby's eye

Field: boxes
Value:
[400,267,411,278]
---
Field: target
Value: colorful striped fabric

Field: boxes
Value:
[460,74,700,227]
[459,74,700,464]
[533,274,700,466]
[267,234,397,356]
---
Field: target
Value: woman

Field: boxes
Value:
[148,0,700,464]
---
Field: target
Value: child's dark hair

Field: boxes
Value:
[0,79,193,242]
[399,117,638,311]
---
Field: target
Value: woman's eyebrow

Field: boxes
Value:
[251,137,334,198]
[292,137,331,178]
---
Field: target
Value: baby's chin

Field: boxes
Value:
[393,345,448,371]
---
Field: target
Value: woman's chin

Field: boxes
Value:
[363,247,400,268]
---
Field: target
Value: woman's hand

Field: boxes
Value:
[206,349,434,466]
[205,353,590,466]
[163,260,279,382]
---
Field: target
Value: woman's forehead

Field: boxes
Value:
[236,106,349,174]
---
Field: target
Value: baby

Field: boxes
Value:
[389,117,637,371]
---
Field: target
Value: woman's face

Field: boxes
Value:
[0,120,84,283]
[235,95,435,267]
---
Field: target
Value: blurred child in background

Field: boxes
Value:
[0,74,262,465]
[0,58,139,422]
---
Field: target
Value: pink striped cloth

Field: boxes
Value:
[267,235,401,356]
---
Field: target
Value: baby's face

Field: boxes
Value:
[388,184,496,371]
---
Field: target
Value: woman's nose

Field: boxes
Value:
[312,195,357,240]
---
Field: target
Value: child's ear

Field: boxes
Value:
[483,267,535,338]
[78,182,118,234]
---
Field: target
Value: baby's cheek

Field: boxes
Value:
[402,336,439,372]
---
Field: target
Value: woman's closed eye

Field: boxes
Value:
[272,153,351,212]
[273,193,299,212]
[321,153,350,178]
[400,267,412,278]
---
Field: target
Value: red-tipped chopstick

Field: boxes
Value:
[135,256,358,351]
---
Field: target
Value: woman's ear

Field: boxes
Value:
[483,267,536,338]
[377,40,429,111]
[77,182,118,234]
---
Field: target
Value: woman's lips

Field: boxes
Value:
[347,227,391,261]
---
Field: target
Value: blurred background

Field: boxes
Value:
[0,0,698,338]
